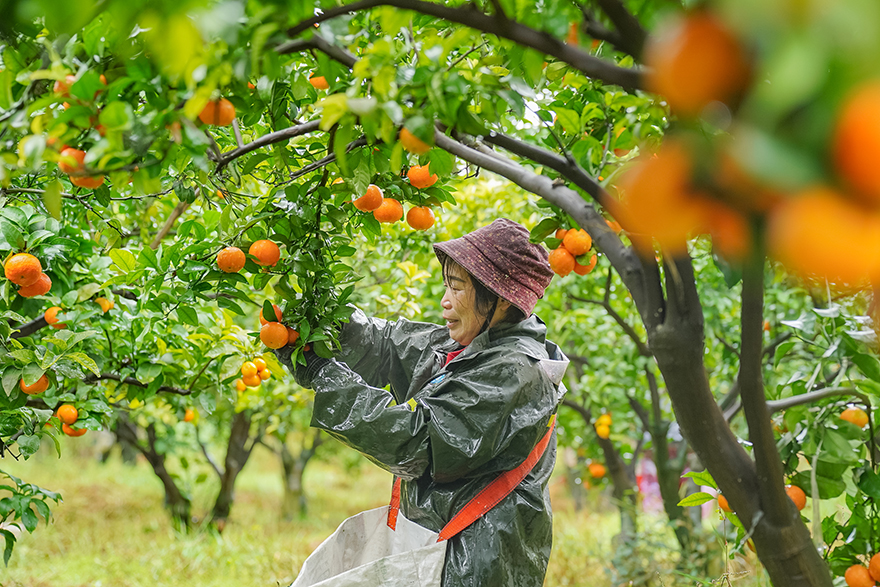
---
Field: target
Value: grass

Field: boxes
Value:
[1,435,767,587]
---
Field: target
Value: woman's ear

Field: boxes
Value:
[493,299,513,323]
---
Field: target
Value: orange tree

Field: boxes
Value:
[2,0,880,584]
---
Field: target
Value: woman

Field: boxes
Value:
[278,218,568,586]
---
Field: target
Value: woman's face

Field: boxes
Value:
[440,265,486,346]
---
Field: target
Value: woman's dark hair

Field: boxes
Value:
[441,256,527,325]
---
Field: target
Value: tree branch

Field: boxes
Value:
[10,316,47,339]
[276,35,358,68]
[150,201,190,250]
[569,292,650,356]
[593,0,647,57]
[198,430,224,478]
[85,373,192,396]
[766,387,867,413]
[215,120,322,171]
[287,0,642,90]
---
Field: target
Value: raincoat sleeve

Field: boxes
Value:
[307,347,555,482]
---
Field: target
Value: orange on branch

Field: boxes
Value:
[845,565,876,587]
[183,408,195,423]
[767,187,880,286]
[645,11,751,117]
[309,75,330,90]
[57,404,78,425]
[407,164,438,189]
[400,128,431,155]
[58,147,86,174]
[260,322,289,349]
[95,297,114,313]
[249,239,281,267]
[242,374,262,387]
[588,463,606,478]
[287,327,300,345]
[785,485,807,511]
[62,423,87,437]
[44,306,67,329]
[555,228,569,240]
[216,246,246,273]
[198,98,235,126]
[566,21,579,45]
[241,361,258,378]
[606,219,622,234]
[373,198,404,223]
[832,81,880,206]
[717,495,732,513]
[260,304,282,325]
[70,174,104,189]
[353,184,383,212]
[406,206,435,230]
[235,378,247,392]
[596,413,612,426]
[20,374,49,395]
[700,200,751,261]
[595,423,611,439]
[548,247,575,277]
[259,369,271,381]
[573,253,598,276]
[869,553,880,581]
[562,228,592,256]
[841,407,869,428]
[5,253,42,287]
[253,357,268,372]
[53,74,77,97]
[18,273,51,297]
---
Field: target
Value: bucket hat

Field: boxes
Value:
[433,218,553,316]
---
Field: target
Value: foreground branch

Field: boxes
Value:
[216,120,322,171]
[86,373,191,396]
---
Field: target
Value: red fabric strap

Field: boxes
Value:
[386,414,557,541]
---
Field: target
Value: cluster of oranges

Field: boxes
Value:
[594,413,611,439]
[235,357,272,390]
[351,182,437,231]
[616,8,880,288]
[258,303,300,350]
[50,404,86,437]
[4,252,52,298]
[548,228,597,277]
[52,73,109,189]
[845,555,880,587]
[216,239,280,274]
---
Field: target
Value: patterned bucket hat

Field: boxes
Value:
[433,218,554,316]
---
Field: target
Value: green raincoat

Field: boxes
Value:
[281,308,568,587]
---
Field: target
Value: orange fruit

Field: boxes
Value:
[57,404,78,425]
[407,165,438,189]
[70,175,104,189]
[259,369,271,381]
[573,253,598,276]
[216,246,246,273]
[595,423,611,439]
[767,187,880,286]
[260,322,289,349]
[566,21,579,45]
[353,184,383,212]
[241,361,258,378]
[198,98,236,126]
[373,198,404,223]
[44,306,67,329]
[259,304,282,325]
[58,147,86,174]
[785,485,807,511]
[400,127,431,155]
[235,378,247,392]
[18,273,52,297]
[62,423,87,437]
[869,553,880,581]
[613,139,707,256]
[841,407,869,428]
[606,219,622,233]
[253,357,268,372]
[717,495,732,513]
[562,229,592,256]
[555,228,569,240]
[832,82,880,206]
[5,253,43,287]
[588,463,606,478]
[406,206,435,230]
[596,413,612,426]
[249,240,280,267]
[53,74,77,97]
[845,564,876,587]
[95,297,114,313]
[644,11,751,117]
[20,374,49,395]
[763,320,771,332]
[548,247,575,277]
[183,408,195,423]
[309,75,329,90]
[243,373,262,387]
[700,200,751,261]
[287,327,300,345]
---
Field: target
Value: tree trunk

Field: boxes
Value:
[280,429,323,520]
[116,416,191,529]
[210,410,258,530]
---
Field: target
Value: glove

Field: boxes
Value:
[274,346,330,389]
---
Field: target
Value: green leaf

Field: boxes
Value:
[774,340,796,369]
[677,492,715,507]
[42,180,63,221]
[529,218,559,243]
[64,352,100,376]
[858,469,880,500]
[851,352,880,382]
[427,149,454,177]
[318,94,348,131]
[109,249,137,273]
[682,470,717,490]
[554,107,580,133]
[98,101,134,131]
[177,306,199,327]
